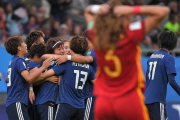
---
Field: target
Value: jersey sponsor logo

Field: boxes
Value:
[150,54,165,59]
[72,62,89,69]
[129,21,141,31]
[50,61,55,65]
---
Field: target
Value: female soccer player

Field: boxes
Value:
[35,36,95,120]
[34,37,64,120]
[145,31,180,120]
[25,30,45,59]
[85,0,170,120]
[63,39,71,55]
[27,42,58,120]
[4,36,52,120]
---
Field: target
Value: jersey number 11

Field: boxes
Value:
[148,61,157,80]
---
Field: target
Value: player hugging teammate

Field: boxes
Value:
[5,0,177,120]
[5,29,96,120]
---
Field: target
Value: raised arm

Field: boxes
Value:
[85,4,110,24]
[113,5,170,33]
[85,4,170,34]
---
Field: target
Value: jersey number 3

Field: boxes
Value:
[74,70,88,90]
[148,61,157,80]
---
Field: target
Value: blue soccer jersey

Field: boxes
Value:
[52,61,95,108]
[34,60,59,105]
[25,60,40,105]
[6,56,29,107]
[85,50,97,72]
[25,59,38,71]
[144,49,176,104]
[83,50,97,99]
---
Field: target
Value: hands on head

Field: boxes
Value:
[97,4,133,17]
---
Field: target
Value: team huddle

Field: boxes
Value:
[5,31,96,120]
[4,0,180,120]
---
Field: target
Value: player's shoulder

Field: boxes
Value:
[128,20,144,31]
[28,60,37,66]
[89,64,94,71]
[86,50,95,56]
[13,56,26,65]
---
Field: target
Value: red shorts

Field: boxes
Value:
[94,90,149,120]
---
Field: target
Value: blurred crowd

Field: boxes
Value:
[0,0,180,56]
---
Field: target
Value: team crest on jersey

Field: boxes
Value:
[50,61,55,66]
[87,51,91,55]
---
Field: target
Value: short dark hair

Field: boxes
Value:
[45,37,64,54]
[70,36,89,55]
[25,31,45,51]
[4,36,24,55]
[27,42,45,59]
[158,30,177,51]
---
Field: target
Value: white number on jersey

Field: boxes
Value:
[7,68,12,86]
[148,61,157,80]
[74,70,88,90]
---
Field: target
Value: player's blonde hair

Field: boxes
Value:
[93,0,132,50]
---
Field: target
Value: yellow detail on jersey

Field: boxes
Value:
[104,49,121,78]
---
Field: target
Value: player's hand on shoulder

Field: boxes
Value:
[98,4,110,15]
[47,75,59,84]
[56,55,67,65]
[42,57,54,69]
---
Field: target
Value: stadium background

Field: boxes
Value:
[0,0,180,120]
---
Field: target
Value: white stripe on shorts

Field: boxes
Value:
[160,103,165,120]
[16,102,24,120]
[54,104,60,120]
[84,97,92,120]
[48,106,54,120]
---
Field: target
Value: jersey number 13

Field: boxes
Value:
[74,70,88,90]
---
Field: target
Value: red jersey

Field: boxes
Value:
[88,21,146,98]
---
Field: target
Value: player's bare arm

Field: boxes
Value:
[85,4,110,24]
[21,57,53,83]
[113,5,170,33]
[35,69,56,82]
[41,54,60,60]
[5,76,8,83]
[56,54,93,64]
[0,72,2,80]
[29,84,35,104]
[33,75,59,86]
